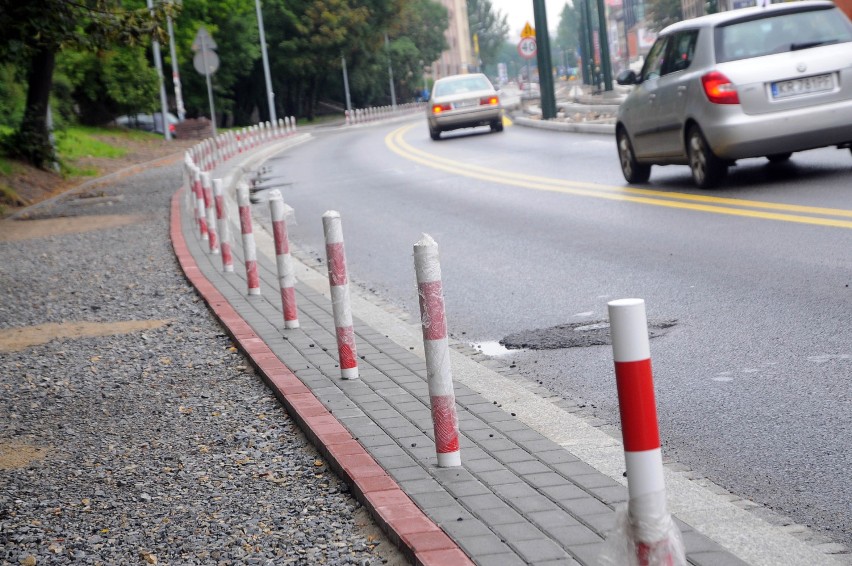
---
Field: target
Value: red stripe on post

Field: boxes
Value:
[336,326,357,369]
[326,242,348,286]
[221,243,232,267]
[282,287,298,321]
[273,220,289,255]
[418,281,447,341]
[614,359,661,452]
[431,395,459,453]
[239,206,252,235]
[246,261,259,290]
[215,195,224,219]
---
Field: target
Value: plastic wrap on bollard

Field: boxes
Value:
[600,491,686,566]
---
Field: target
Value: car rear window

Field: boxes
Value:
[715,6,852,63]
[434,76,493,97]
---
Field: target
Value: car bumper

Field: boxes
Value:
[701,99,852,159]
[429,107,502,131]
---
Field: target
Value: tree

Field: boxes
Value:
[467,0,509,75]
[554,2,580,69]
[646,0,683,31]
[0,0,173,168]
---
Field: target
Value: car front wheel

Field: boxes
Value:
[617,128,651,183]
[687,126,727,189]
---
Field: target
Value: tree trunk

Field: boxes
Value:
[16,46,56,168]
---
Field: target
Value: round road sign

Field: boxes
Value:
[518,37,537,60]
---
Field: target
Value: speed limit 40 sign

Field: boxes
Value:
[517,36,537,59]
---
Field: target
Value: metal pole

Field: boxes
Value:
[384,33,397,109]
[532,0,557,119]
[200,34,218,137]
[147,0,172,140]
[167,14,186,121]
[596,0,613,91]
[341,55,352,112]
[255,0,277,123]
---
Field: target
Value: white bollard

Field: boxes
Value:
[268,191,299,329]
[604,298,685,566]
[212,178,234,272]
[413,234,461,468]
[322,211,358,379]
[290,116,296,132]
[200,172,219,254]
[236,182,261,295]
[192,166,208,241]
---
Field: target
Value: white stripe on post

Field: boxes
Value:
[268,191,299,329]
[236,182,261,295]
[212,178,234,272]
[608,298,684,565]
[200,173,219,255]
[322,211,358,379]
[414,234,461,468]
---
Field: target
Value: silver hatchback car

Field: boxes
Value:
[427,74,503,140]
[615,0,852,188]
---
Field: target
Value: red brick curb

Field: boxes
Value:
[170,187,474,566]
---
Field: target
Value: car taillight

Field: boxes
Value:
[432,103,452,114]
[480,96,499,106]
[702,71,739,104]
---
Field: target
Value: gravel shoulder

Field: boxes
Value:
[0,160,406,565]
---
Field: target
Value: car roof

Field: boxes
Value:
[659,0,837,35]
[434,73,489,84]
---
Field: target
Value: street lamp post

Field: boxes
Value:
[384,33,397,109]
[147,0,172,140]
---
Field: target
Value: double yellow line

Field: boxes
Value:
[386,124,852,230]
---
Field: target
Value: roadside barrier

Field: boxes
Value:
[200,172,219,255]
[212,178,234,272]
[268,190,300,329]
[322,211,359,379]
[413,234,461,468]
[344,103,425,126]
[604,298,685,566]
[237,182,261,295]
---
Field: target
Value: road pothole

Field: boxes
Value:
[500,319,677,350]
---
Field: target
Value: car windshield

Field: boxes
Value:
[715,6,852,63]
[434,76,493,97]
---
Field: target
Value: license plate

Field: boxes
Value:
[771,73,833,99]
[453,99,477,108]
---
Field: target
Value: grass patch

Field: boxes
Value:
[56,127,127,160]
[0,157,14,175]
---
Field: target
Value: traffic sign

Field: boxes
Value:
[521,22,535,39]
[518,36,537,60]
[193,50,219,76]
[192,27,217,51]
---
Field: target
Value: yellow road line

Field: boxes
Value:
[385,124,852,229]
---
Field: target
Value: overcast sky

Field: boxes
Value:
[488,0,571,36]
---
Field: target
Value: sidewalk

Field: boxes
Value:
[173,136,846,566]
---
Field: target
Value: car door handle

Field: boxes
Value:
[677,86,687,92]
[648,93,657,100]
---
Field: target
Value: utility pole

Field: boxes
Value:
[147,0,172,140]
[255,0,277,123]
[385,33,397,109]
[532,0,557,119]
[341,55,352,113]
[166,3,185,121]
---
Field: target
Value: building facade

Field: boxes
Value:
[432,0,474,78]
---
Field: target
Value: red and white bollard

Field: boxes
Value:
[200,172,219,254]
[212,178,234,272]
[236,182,261,295]
[322,211,358,379]
[192,166,208,241]
[268,191,299,329]
[414,234,461,468]
[606,298,685,566]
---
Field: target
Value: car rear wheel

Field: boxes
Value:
[617,128,651,183]
[687,126,727,189]
[429,126,440,141]
[490,120,504,133]
[767,153,792,163]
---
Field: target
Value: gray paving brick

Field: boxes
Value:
[542,523,603,547]
[439,516,495,539]
[494,449,536,466]
[399,478,444,496]
[567,541,608,566]
[389,465,432,483]
[409,489,457,510]
[506,459,554,477]
[686,551,750,566]
[456,532,512,557]
[464,457,507,474]
[475,469,520,486]
[459,493,507,511]
[511,537,571,562]
[526,508,581,530]
[468,550,526,566]
[526,471,572,489]
[552,460,602,477]
[491,521,547,542]
[571,473,623,490]
[474,504,527,526]
[589,485,629,505]
[560,496,613,518]
[580,512,617,537]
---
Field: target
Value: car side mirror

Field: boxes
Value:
[616,69,639,86]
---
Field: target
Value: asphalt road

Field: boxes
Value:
[252,117,852,549]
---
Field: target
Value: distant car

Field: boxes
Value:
[615,0,852,188]
[427,74,503,140]
[115,112,179,137]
